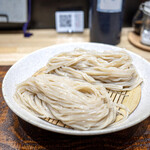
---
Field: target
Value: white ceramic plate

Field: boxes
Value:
[2,42,150,135]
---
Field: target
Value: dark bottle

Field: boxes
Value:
[89,0,125,45]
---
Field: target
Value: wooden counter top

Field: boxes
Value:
[0,28,150,65]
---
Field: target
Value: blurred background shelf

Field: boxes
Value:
[0,0,145,30]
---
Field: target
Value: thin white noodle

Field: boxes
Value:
[14,48,142,131]
[46,49,142,91]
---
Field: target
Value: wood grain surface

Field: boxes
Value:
[0,66,150,150]
[0,28,150,65]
